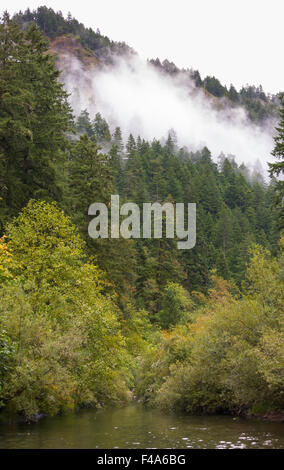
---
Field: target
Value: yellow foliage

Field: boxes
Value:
[0,236,14,282]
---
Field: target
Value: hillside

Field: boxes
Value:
[0,9,283,425]
[49,34,99,68]
[13,7,281,124]
[13,6,135,63]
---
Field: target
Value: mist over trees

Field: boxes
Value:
[0,10,283,420]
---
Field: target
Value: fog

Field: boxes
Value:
[60,53,276,173]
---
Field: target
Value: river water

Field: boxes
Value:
[0,404,283,449]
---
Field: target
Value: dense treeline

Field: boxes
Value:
[0,14,283,420]
[149,58,281,123]
[136,243,284,415]
[73,109,279,314]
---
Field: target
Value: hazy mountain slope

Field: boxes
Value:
[11,7,281,174]
[13,6,280,124]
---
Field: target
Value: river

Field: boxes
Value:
[0,404,283,449]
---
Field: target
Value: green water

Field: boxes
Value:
[0,404,283,449]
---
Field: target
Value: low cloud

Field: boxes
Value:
[60,53,276,173]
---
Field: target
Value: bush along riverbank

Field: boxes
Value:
[135,241,284,421]
[0,201,283,422]
[0,201,133,419]
[0,15,283,424]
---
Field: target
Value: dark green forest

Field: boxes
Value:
[0,10,283,420]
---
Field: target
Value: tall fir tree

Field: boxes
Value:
[0,14,71,231]
[269,94,284,229]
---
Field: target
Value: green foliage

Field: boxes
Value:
[0,200,130,418]
[0,13,71,231]
[0,324,14,403]
[67,133,137,308]
[0,10,283,422]
[13,7,134,62]
[269,94,284,229]
[138,245,284,415]
[93,113,111,145]
[150,59,278,124]
[68,133,113,230]
[203,76,226,98]
[75,109,94,137]
[155,282,193,329]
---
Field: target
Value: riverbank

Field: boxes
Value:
[1,399,284,425]
[249,411,284,423]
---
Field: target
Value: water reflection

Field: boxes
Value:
[0,404,283,449]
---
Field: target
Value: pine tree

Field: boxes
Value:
[67,134,113,234]
[75,109,94,137]
[126,134,136,158]
[0,14,71,230]
[109,144,122,190]
[68,134,137,308]
[269,94,284,229]
[111,126,124,156]
[92,112,111,145]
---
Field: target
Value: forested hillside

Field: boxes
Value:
[12,7,281,124]
[13,6,134,61]
[0,10,283,421]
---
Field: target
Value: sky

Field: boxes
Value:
[3,0,284,95]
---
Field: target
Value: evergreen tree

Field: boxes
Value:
[126,133,136,157]
[0,14,71,230]
[111,126,124,156]
[269,94,284,229]
[67,134,113,234]
[75,109,94,137]
[228,84,239,103]
[93,112,111,145]
[68,134,137,308]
